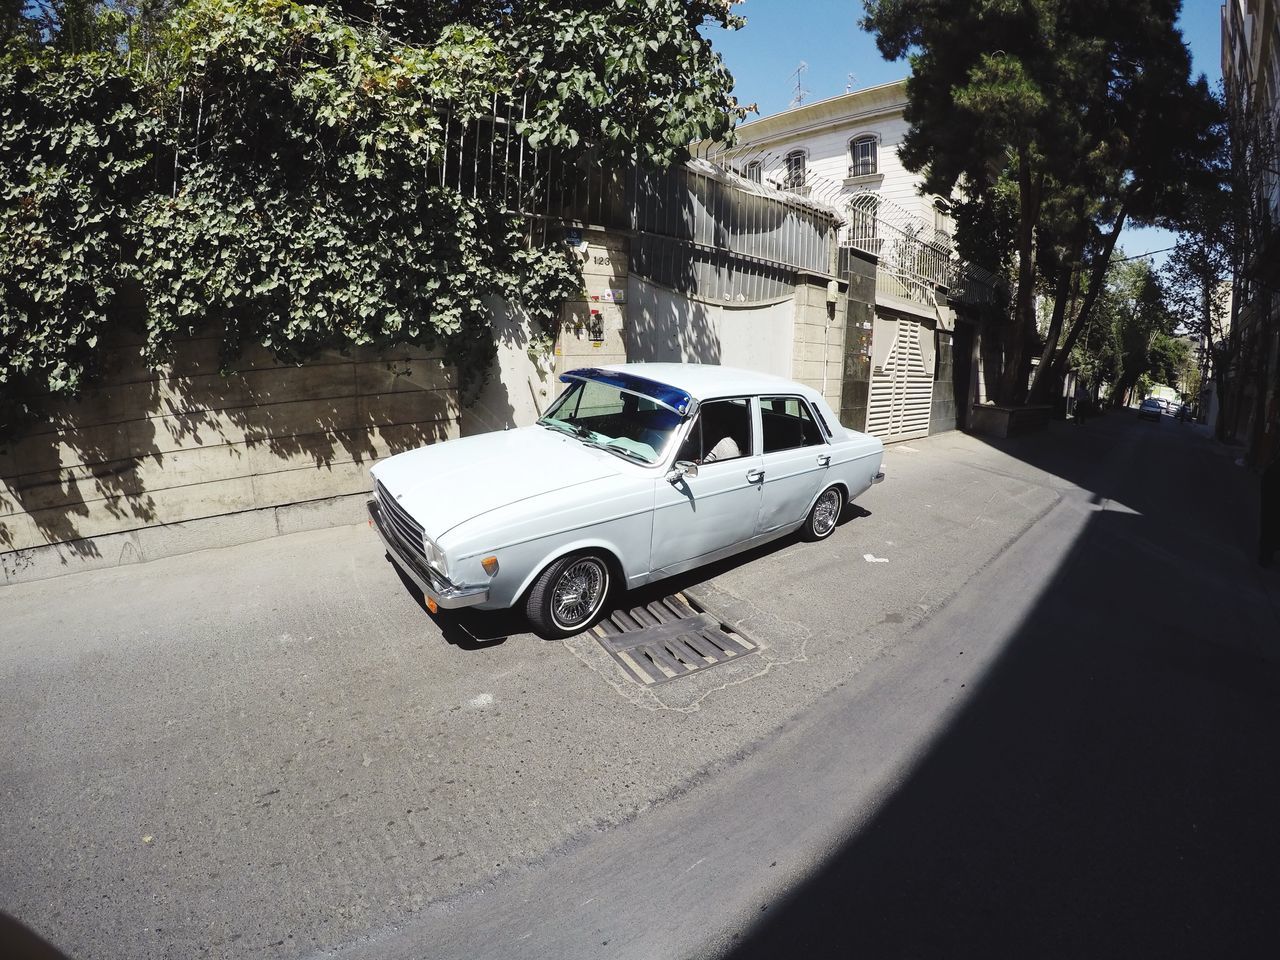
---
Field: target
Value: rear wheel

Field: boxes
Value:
[802,486,844,542]
[525,552,612,639]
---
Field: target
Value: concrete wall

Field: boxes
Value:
[790,279,846,413]
[462,298,558,435]
[0,334,458,585]
[1,223,836,585]
[557,231,631,376]
[465,229,631,437]
[624,275,796,378]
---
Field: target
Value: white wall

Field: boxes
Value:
[462,297,559,435]
[625,276,795,378]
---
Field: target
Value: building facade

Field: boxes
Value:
[1223,0,1280,466]
[704,80,988,443]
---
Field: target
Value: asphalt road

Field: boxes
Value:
[3,409,1277,959]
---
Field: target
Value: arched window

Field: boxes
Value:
[933,198,953,239]
[744,160,763,184]
[849,135,878,177]
[783,150,806,189]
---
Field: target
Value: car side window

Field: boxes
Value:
[676,398,753,464]
[761,396,825,453]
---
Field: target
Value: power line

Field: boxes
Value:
[1111,245,1178,263]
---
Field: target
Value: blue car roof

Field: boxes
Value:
[560,368,696,416]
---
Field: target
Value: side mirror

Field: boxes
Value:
[666,460,699,483]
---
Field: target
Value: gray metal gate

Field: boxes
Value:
[866,316,935,441]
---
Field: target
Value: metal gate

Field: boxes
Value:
[866,315,935,441]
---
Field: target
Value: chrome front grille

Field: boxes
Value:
[375,480,426,559]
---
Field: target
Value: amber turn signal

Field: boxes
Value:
[481,556,499,575]
[425,597,438,614]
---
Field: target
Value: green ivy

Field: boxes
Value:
[135,0,580,392]
[0,51,158,431]
[1,0,743,437]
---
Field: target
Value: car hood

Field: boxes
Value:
[371,425,624,540]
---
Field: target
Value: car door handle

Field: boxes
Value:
[746,469,765,483]
[817,454,831,467]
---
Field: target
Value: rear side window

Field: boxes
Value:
[761,396,825,453]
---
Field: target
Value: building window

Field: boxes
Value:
[744,160,763,184]
[849,135,878,177]
[783,150,806,189]
[933,198,953,239]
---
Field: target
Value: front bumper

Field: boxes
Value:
[367,498,489,609]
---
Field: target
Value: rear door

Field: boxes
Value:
[756,395,831,534]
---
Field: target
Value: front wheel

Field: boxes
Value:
[525,552,612,638]
[802,485,845,542]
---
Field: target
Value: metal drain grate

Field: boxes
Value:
[589,593,759,685]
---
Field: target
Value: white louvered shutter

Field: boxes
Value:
[866,317,934,442]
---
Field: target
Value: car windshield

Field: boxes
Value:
[538,379,685,465]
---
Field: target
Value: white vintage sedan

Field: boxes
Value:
[368,363,885,638]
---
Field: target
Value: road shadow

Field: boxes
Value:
[722,413,1280,958]
[0,911,73,960]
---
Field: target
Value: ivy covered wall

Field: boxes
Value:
[1,0,745,437]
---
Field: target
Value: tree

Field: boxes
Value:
[861,0,1220,406]
[1070,256,1176,406]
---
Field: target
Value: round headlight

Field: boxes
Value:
[423,537,447,576]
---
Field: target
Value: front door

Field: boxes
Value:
[756,395,831,533]
[650,397,761,576]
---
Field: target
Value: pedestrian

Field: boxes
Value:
[1074,379,1089,426]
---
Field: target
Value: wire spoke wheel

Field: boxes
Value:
[812,488,841,536]
[550,557,608,631]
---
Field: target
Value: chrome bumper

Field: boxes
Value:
[872,470,886,484]
[367,498,489,609]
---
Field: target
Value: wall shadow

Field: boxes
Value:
[625,277,724,367]
[1,330,457,561]
[722,412,1280,958]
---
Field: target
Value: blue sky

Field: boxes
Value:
[708,0,1227,264]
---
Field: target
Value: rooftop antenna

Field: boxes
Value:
[846,72,857,94]
[789,62,809,108]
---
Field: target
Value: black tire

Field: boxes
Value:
[801,485,845,542]
[525,552,612,639]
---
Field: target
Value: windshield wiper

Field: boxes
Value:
[538,418,577,437]
[541,419,650,464]
[599,442,650,464]
[580,438,651,464]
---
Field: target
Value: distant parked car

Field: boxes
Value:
[368,364,886,638]
[1138,398,1164,421]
